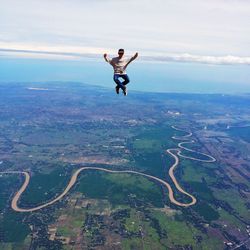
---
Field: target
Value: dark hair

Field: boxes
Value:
[118,48,124,52]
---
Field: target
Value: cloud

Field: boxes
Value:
[1,46,250,65]
[0,0,249,62]
[142,54,250,65]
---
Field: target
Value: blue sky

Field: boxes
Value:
[0,0,249,92]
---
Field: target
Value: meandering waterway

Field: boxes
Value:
[0,126,215,212]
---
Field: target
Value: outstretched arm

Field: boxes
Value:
[103,53,111,63]
[125,52,138,67]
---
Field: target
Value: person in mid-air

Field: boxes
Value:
[104,49,138,96]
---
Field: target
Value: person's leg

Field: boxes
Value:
[119,74,129,95]
[113,74,125,91]
[120,74,130,85]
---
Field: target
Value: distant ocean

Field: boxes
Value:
[0,57,249,94]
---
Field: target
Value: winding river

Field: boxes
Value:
[0,126,216,212]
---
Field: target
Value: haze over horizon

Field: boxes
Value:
[0,0,249,93]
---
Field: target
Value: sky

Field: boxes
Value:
[0,0,250,93]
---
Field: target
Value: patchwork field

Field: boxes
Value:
[0,82,249,249]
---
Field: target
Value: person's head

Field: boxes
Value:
[118,48,124,58]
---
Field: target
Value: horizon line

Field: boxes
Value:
[1,47,250,66]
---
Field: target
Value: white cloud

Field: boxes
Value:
[143,54,250,65]
[1,44,249,65]
[0,0,249,61]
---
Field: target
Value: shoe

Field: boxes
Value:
[115,86,119,94]
[123,87,127,96]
